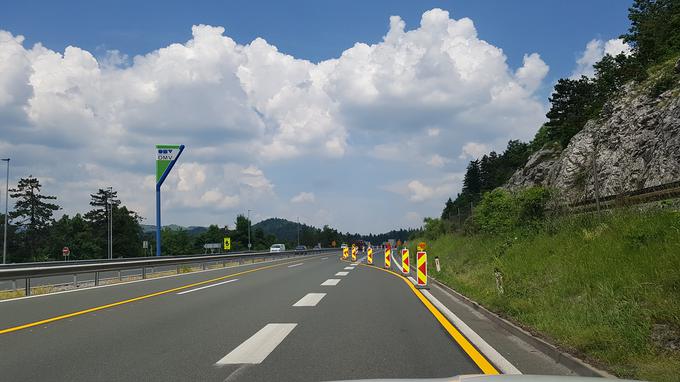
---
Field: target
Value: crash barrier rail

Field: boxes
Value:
[0,248,338,296]
[561,179,680,213]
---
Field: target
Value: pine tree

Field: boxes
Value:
[9,176,60,261]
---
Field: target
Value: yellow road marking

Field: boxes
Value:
[353,260,500,375]
[0,257,315,336]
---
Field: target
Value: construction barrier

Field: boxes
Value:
[401,248,409,274]
[367,247,373,265]
[351,246,357,262]
[385,247,391,268]
[342,247,348,259]
[416,251,427,287]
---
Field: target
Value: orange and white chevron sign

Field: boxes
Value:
[342,247,348,259]
[367,247,373,265]
[417,251,427,286]
[385,247,391,268]
[351,246,357,262]
[401,248,409,274]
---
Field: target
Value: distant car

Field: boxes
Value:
[295,245,307,251]
[340,243,348,249]
[269,244,286,252]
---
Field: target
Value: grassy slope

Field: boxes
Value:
[411,208,680,381]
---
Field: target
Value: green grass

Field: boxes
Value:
[412,208,680,381]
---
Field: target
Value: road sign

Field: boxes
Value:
[367,247,373,265]
[401,248,409,274]
[417,242,426,251]
[397,239,402,247]
[223,237,231,250]
[62,247,70,257]
[385,247,391,268]
[342,247,349,259]
[331,240,336,247]
[417,251,427,287]
[351,246,357,262]
[155,144,185,257]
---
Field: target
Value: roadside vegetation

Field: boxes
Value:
[412,199,680,381]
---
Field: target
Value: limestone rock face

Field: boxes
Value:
[507,82,680,203]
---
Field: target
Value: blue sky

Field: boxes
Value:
[0,1,633,233]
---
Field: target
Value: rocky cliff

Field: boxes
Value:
[506,61,680,203]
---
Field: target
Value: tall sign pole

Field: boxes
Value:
[155,144,185,257]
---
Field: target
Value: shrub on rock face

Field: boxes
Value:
[473,187,552,235]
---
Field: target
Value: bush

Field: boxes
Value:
[422,217,449,240]
[473,187,552,235]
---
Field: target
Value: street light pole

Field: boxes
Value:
[247,209,252,251]
[297,216,300,247]
[107,187,113,260]
[2,158,9,265]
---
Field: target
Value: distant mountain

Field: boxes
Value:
[252,218,306,243]
[141,224,208,236]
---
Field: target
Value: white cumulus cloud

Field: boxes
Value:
[572,38,632,78]
[459,142,491,159]
[0,8,552,230]
[291,192,315,203]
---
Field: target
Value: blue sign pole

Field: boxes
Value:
[155,144,185,257]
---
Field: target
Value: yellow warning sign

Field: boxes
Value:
[223,237,231,250]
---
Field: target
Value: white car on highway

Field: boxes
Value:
[269,244,286,252]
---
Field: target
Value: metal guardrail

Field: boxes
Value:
[0,248,337,296]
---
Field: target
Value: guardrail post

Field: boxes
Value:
[94,271,100,286]
[11,280,16,291]
[73,274,77,287]
[202,262,206,271]
[176,265,180,274]
[118,270,122,281]
[25,278,31,296]
[222,260,226,267]
[142,267,147,279]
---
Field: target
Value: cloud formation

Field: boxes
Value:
[291,192,315,204]
[572,38,632,78]
[0,8,551,231]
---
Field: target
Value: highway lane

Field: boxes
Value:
[0,251,486,381]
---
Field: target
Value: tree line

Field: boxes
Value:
[439,0,680,230]
[1,176,415,263]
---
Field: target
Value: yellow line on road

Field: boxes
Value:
[355,261,500,375]
[0,257,313,336]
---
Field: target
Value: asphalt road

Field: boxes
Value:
[0,250,579,381]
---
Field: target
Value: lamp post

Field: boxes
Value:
[1,158,9,264]
[297,216,300,247]
[247,209,252,250]
[107,187,113,260]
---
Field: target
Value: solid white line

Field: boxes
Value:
[321,279,340,286]
[292,293,326,307]
[343,267,354,270]
[216,323,297,365]
[287,263,304,268]
[321,257,328,260]
[403,276,521,374]
[177,279,239,295]
[335,271,349,276]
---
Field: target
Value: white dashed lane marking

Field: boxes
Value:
[292,293,326,307]
[335,271,349,276]
[321,279,340,286]
[176,279,238,295]
[215,323,297,365]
